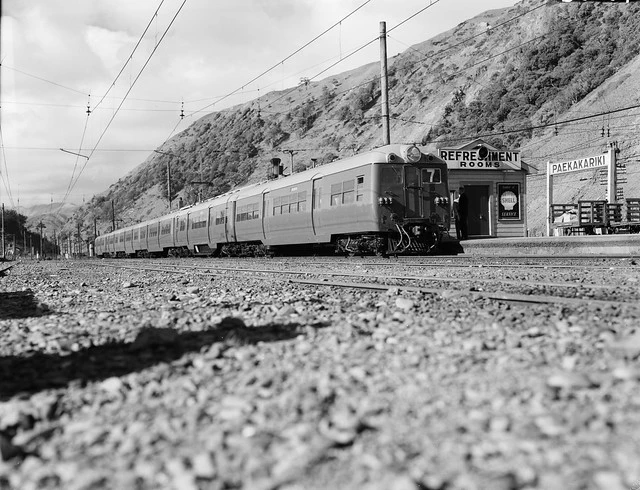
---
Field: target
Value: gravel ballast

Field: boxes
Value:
[1,258,639,490]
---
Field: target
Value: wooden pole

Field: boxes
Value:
[380,21,390,146]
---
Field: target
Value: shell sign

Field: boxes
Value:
[498,183,521,220]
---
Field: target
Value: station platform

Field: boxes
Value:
[457,234,640,257]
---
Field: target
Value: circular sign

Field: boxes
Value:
[500,191,517,210]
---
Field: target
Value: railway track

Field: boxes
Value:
[93,256,640,308]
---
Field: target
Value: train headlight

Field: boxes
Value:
[378,197,393,205]
[404,145,422,163]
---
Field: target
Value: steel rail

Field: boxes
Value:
[287,278,640,309]
[95,259,627,291]
[92,260,636,306]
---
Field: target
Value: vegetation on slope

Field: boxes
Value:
[427,2,640,148]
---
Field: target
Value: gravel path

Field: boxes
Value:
[1,258,640,490]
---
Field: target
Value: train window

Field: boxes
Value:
[331,183,342,206]
[422,168,442,184]
[179,219,186,232]
[356,175,364,201]
[296,191,307,213]
[342,180,355,204]
[215,210,226,225]
[406,169,419,187]
[236,204,246,222]
[382,166,402,184]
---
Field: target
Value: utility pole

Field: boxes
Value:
[77,222,82,257]
[167,160,172,210]
[1,203,4,260]
[112,200,116,231]
[380,21,391,146]
[154,150,175,210]
[282,149,298,174]
[37,221,46,259]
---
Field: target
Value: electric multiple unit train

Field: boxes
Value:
[94,144,453,257]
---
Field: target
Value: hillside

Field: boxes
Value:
[71,0,640,239]
[23,202,78,238]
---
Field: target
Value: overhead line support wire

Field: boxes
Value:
[92,0,167,113]
[187,0,375,117]
[429,101,640,145]
[66,0,188,203]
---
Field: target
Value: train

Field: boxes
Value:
[94,144,454,258]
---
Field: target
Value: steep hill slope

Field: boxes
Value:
[71,0,640,239]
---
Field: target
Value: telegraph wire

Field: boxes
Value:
[248,0,445,116]
[424,100,640,145]
[186,0,376,118]
[91,0,167,114]
[263,4,546,123]
[64,0,188,204]
[0,123,15,208]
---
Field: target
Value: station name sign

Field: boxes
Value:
[548,154,609,175]
[438,148,521,170]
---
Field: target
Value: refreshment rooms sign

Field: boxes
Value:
[438,148,521,170]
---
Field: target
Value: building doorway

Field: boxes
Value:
[465,185,491,237]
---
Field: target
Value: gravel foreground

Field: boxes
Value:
[1,259,640,490]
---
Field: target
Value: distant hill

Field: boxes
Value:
[23,202,78,236]
[71,0,640,238]
[22,202,78,219]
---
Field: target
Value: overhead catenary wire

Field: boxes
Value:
[0,124,15,208]
[64,0,188,205]
[186,0,376,118]
[91,0,168,114]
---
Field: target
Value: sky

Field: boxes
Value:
[0,0,518,209]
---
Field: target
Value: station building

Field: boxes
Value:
[437,139,535,239]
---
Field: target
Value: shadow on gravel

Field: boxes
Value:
[0,322,324,400]
[0,291,46,320]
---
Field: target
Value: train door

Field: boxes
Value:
[262,191,269,240]
[225,197,237,242]
[466,185,491,236]
[311,177,322,235]
[405,166,443,219]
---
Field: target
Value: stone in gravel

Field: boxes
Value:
[100,377,123,394]
[608,331,640,359]
[534,415,566,437]
[592,471,627,490]
[525,326,544,337]
[546,371,595,391]
[611,365,640,381]
[0,432,23,461]
[395,298,415,311]
[187,286,200,295]
[191,452,216,479]
[122,281,135,288]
